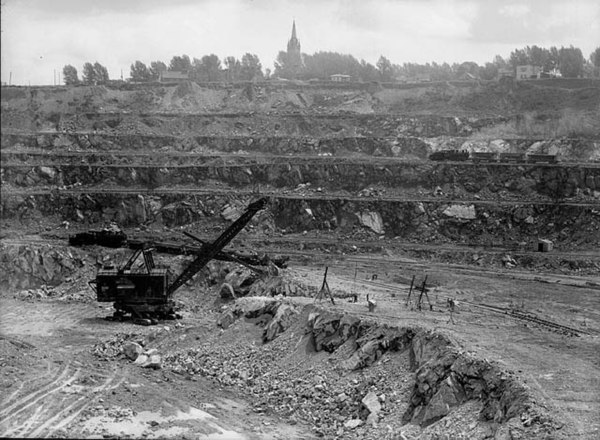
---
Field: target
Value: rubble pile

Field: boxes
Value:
[205,261,315,299]
[92,332,145,359]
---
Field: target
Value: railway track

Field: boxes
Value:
[292,265,594,337]
[3,149,599,168]
[473,303,592,336]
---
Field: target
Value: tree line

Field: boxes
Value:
[62,53,264,85]
[275,45,600,81]
[62,45,600,86]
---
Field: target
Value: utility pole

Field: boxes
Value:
[9,71,12,85]
[53,69,56,86]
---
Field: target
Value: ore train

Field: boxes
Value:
[429,150,557,163]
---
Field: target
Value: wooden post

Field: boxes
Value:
[406,274,416,306]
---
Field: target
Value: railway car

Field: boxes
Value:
[527,154,557,163]
[429,150,470,161]
[471,152,498,162]
[498,152,526,162]
[428,149,557,164]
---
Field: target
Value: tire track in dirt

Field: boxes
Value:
[0,362,123,438]
[0,299,122,438]
[0,363,81,437]
[0,361,73,419]
[28,369,124,438]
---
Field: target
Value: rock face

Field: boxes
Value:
[3,187,599,251]
[0,243,86,292]
[302,307,537,432]
[403,332,533,427]
[308,312,361,353]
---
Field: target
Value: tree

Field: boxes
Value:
[479,62,498,80]
[82,61,109,85]
[62,65,79,85]
[302,51,362,80]
[492,55,508,69]
[82,62,95,85]
[376,56,393,82]
[93,62,109,84]
[149,61,167,80]
[429,62,453,81]
[274,50,293,79]
[455,61,479,79]
[130,60,151,82]
[359,60,379,82]
[168,55,191,72]
[192,54,222,81]
[591,47,600,68]
[240,53,263,80]
[558,46,585,78]
[589,47,600,78]
[528,45,553,71]
[224,56,241,81]
[509,48,529,68]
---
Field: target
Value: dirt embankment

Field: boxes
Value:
[2,79,599,117]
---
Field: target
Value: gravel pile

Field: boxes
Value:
[164,308,416,439]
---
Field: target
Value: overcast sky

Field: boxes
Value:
[1,0,599,85]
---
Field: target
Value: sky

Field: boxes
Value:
[1,0,599,85]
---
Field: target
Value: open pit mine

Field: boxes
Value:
[1,79,600,439]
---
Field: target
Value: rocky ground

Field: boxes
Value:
[1,79,599,438]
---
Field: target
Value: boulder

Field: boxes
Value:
[122,342,143,361]
[217,309,238,329]
[263,303,298,342]
[502,255,517,268]
[362,391,382,425]
[221,204,243,221]
[235,296,278,319]
[357,211,385,234]
[344,419,363,429]
[141,354,162,369]
[39,166,56,180]
[222,267,258,297]
[443,204,476,220]
[134,354,149,365]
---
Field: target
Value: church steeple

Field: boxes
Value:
[287,20,301,55]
